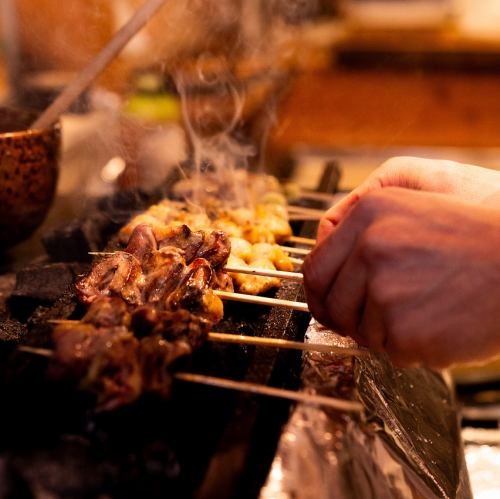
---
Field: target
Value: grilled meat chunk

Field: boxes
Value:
[166,258,223,323]
[142,247,186,304]
[125,223,158,262]
[195,230,231,268]
[82,296,131,328]
[139,336,192,398]
[227,255,280,295]
[152,309,212,349]
[81,331,142,411]
[157,224,204,263]
[75,252,144,305]
[51,322,133,380]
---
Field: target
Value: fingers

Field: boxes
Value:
[316,156,419,243]
[304,203,369,325]
[320,243,368,337]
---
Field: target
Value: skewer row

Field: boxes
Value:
[17,346,364,413]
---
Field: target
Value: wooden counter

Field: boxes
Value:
[269,68,500,154]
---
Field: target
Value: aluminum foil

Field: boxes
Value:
[260,320,472,499]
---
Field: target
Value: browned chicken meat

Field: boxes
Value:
[75,251,144,305]
[76,224,231,307]
[50,320,142,410]
[51,221,232,410]
[50,295,215,410]
[166,258,224,324]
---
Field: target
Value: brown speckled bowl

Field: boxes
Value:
[0,107,61,249]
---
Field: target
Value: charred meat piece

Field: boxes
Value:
[195,230,231,268]
[139,335,192,398]
[125,223,158,262]
[152,309,212,349]
[81,331,142,411]
[82,296,131,328]
[211,270,234,292]
[166,258,223,323]
[131,304,159,337]
[50,323,131,379]
[75,252,144,305]
[157,224,204,263]
[142,247,186,304]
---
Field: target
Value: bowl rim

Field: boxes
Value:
[0,106,61,139]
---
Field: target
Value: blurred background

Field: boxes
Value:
[4,1,500,192]
[3,1,500,495]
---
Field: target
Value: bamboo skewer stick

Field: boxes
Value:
[289,257,304,266]
[41,324,364,357]
[207,332,365,357]
[17,347,363,412]
[214,290,309,312]
[31,0,169,130]
[225,265,303,282]
[174,372,363,412]
[18,346,53,357]
[287,236,316,246]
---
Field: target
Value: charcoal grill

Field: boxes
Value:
[0,161,322,499]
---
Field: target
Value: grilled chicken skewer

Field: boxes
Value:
[88,254,304,283]
[18,346,363,413]
[45,322,363,357]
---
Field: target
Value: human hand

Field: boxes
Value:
[303,187,500,368]
[318,157,500,243]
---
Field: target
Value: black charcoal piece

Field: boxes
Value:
[42,219,101,263]
[11,263,78,304]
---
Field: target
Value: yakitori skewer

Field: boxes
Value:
[17,346,363,413]
[87,253,304,282]
[24,329,365,357]
[214,290,309,312]
[47,320,358,353]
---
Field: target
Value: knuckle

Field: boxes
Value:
[352,193,380,218]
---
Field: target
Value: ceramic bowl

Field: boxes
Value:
[0,107,61,249]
